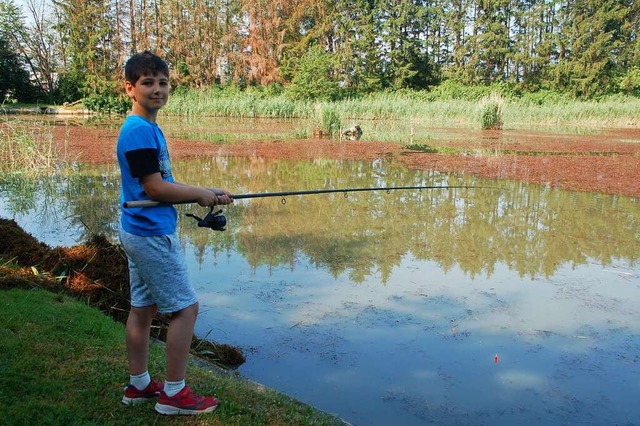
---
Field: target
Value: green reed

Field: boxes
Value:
[166,88,640,130]
[0,118,72,177]
[478,93,505,130]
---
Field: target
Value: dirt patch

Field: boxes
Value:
[53,124,640,198]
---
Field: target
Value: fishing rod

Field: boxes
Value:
[123,185,479,231]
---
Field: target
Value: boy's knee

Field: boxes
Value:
[172,301,199,319]
[130,304,158,320]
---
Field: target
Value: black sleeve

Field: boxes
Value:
[125,148,160,178]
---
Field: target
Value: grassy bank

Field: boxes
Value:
[164,88,640,130]
[0,287,346,425]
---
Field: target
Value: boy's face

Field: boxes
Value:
[125,72,170,118]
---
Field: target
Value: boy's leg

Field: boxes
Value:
[156,301,219,415]
[122,304,164,405]
[126,304,158,375]
[165,302,198,381]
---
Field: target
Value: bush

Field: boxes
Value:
[426,80,494,101]
[83,93,130,114]
[521,89,569,105]
[286,45,341,102]
[314,105,342,137]
[52,72,84,104]
[478,93,504,129]
[618,67,640,97]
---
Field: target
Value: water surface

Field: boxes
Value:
[1,156,638,425]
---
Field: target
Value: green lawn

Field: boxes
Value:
[0,288,346,425]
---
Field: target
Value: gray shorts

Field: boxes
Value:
[119,228,198,314]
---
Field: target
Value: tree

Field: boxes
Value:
[509,0,558,90]
[328,0,383,93]
[0,35,36,101]
[53,0,120,96]
[286,44,340,100]
[0,0,45,100]
[376,0,438,90]
[551,0,630,97]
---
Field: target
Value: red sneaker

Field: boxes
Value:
[122,379,163,405]
[155,385,219,415]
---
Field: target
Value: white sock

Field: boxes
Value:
[130,371,151,390]
[164,379,186,397]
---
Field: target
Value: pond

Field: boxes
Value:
[1,155,639,425]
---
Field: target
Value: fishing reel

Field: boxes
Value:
[186,207,227,231]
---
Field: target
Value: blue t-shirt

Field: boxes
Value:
[117,115,177,236]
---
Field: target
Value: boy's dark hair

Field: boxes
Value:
[124,51,169,84]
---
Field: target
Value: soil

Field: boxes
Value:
[53,124,640,198]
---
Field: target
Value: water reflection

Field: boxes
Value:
[2,157,638,280]
[1,157,639,425]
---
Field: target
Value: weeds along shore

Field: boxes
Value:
[163,88,640,130]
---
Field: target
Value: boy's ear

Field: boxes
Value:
[124,80,136,99]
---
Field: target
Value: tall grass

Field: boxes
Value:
[166,88,305,118]
[315,103,342,136]
[0,118,70,176]
[165,87,640,130]
[478,93,505,129]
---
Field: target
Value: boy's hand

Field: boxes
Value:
[213,190,233,205]
[196,188,233,207]
[208,188,234,205]
[195,189,219,207]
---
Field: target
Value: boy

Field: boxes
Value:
[117,51,233,415]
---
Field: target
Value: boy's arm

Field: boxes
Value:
[141,173,233,206]
[173,182,233,198]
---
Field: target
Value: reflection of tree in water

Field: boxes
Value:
[175,157,640,282]
[5,157,638,282]
[63,166,121,241]
[1,168,121,243]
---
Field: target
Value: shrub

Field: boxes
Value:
[618,67,640,97]
[83,93,130,114]
[314,105,342,137]
[478,93,504,129]
[286,45,341,102]
[521,89,569,105]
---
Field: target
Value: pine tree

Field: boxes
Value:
[551,0,630,97]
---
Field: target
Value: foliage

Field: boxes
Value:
[286,45,341,101]
[4,0,640,104]
[83,93,130,114]
[0,35,36,102]
[478,94,504,130]
[520,89,571,106]
[426,80,492,101]
[81,76,129,114]
[618,67,640,96]
[548,0,631,98]
[1,0,62,102]
[52,71,85,104]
